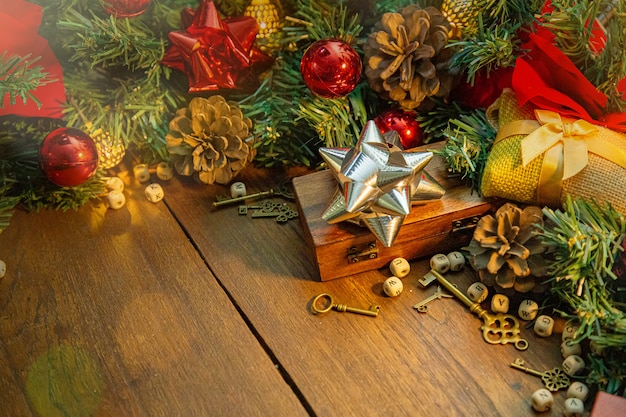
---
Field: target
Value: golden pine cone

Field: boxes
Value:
[464,203,549,293]
[86,122,125,169]
[363,4,454,110]
[166,96,256,185]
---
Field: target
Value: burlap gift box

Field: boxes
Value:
[481,89,626,213]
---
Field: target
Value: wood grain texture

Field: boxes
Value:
[164,166,568,417]
[0,174,308,417]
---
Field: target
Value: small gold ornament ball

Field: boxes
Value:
[244,0,280,39]
[93,130,125,169]
[440,0,481,38]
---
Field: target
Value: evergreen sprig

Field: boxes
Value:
[0,53,56,109]
[538,197,626,393]
[433,108,496,193]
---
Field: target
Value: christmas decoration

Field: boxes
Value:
[102,0,152,17]
[0,0,64,119]
[538,197,626,393]
[166,96,256,185]
[464,203,548,293]
[300,38,362,99]
[481,89,626,213]
[374,108,424,149]
[318,120,441,247]
[440,0,480,38]
[39,127,99,188]
[244,0,281,40]
[89,125,126,170]
[363,4,454,110]
[161,0,273,92]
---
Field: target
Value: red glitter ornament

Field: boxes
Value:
[300,39,362,99]
[39,127,99,187]
[103,0,151,17]
[374,108,424,149]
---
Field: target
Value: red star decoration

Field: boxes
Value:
[161,0,273,92]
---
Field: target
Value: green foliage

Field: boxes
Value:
[0,53,56,109]
[538,197,626,393]
[432,108,496,193]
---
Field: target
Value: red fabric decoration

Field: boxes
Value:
[0,0,65,119]
[512,33,608,122]
[161,0,273,92]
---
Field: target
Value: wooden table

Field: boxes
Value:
[0,165,571,416]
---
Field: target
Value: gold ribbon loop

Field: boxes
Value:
[521,110,598,180]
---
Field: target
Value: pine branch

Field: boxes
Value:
[0,53,56,109]
[449,17,521,84]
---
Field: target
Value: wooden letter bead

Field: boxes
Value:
[133,163,150,183]
[0,259,5,278]
[490,294,510,313]
[145,183,164,203]
[446,251,465,271]
[560,340,582,358]
[105,176,124,192]
[156,162,174,181]
[466,282,488,303]
[383,277,403,297]
[533,315,555,337]
[567,381,589,402]
[562,355,585,376]
[589,340,605,356]
[531,388,553,412]
[518,299,539,321]
[563,397,584,417]
[107,190,126,209]
[429,253,450,274]
[230,181,247,198]
[389,257,410,278]
[562,321,579,342]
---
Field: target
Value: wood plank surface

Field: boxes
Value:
[0,172,309,417]
[163,166,569,416]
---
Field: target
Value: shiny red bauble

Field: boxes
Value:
[39,127,99,187]
[300,39,362,99]
[103,0,151,17]
[374,108,424,149]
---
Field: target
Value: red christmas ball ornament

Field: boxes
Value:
[39,127,99,187]
[103,0,151,17]
[375,108,424,149]
[300,39,362,99]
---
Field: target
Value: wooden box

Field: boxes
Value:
[293,143,502,281]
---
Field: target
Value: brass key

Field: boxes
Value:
[510,358,570,391]
[311,293,380,317]
[429,269,529,350]
[413,286,453,313]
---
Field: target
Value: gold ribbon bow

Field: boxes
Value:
[495,109,626,206]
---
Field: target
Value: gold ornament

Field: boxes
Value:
[86,122,125,169]
[166,96,256,185]
[440,0,483,38]
[244,0,280,39]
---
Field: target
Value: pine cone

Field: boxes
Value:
[363,5,454,110]
[166,96,256,185]
[465,203,548,293]
[441,0,484,38]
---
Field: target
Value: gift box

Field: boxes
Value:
[481,89,626,213]
[293,142,502,281]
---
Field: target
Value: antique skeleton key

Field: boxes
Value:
[510,358,570,391]
[311,293,380,317]
[413,286,453,313]
[428,270,529,350]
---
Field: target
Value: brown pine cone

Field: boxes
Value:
[465,203,549,293]
[166,96,256,185]
[363,4,454,110]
